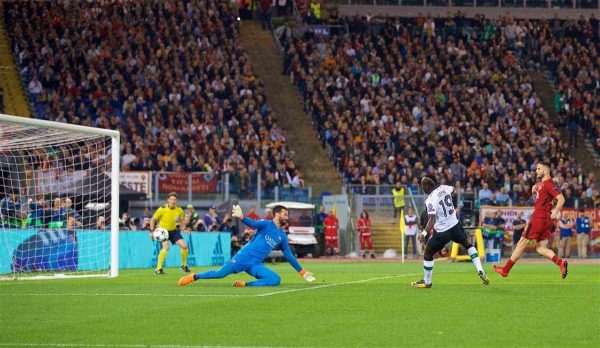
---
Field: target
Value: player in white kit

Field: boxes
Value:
[412,175,489,288]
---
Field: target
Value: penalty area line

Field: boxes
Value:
[256,272,427,297]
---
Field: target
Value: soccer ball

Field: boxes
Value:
[152,227,169,242]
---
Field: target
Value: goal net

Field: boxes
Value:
[0,114,119,280]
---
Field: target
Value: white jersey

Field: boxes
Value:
[425,184,459,233]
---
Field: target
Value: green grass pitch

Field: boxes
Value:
[1,261,599,348]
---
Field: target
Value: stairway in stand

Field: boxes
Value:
[0,16,30,117]
[238,20,343,196]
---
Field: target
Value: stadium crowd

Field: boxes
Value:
[4,1,598,207]
[282,13,598,207]
[5,0,305,198]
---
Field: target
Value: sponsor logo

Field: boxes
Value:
[210,235,225,266]
[265,234,278,248]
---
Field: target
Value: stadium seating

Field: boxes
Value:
[282,14,597,206]
[4,0,305,197]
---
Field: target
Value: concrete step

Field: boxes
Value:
[0,21,31,117]
[238,20,343,196]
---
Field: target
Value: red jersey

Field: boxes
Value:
[246,212,260,220]
[244,212,261,233]
[532,178,561,219]
[356,217,371,236]
[323,215,339,236]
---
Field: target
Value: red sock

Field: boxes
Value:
[552,255,563,266]
[504,259,516,273]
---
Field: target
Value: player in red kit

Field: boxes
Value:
[493,163,568,279]
[323,210,339,256]
[356,210,375,258]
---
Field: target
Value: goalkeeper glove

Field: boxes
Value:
[232,205,243,219]
[299,269,315,282]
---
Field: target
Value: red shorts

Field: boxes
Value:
[523,216,555,241]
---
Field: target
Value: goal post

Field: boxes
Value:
[0,114,120,280]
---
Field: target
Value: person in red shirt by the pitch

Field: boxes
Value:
[493,162,568,279]
[244,205,261,234]
[323,210,339,256]
[357,210,375,258]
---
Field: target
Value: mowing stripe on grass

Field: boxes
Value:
[0,271,465,299]
[0,292,249,298]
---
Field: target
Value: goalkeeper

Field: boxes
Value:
[178,204,315,287]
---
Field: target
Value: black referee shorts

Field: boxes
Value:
[426,223,472,254]
[168,230,184,245]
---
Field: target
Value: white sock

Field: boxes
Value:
[468,247,484,273]
[424,260,434,284]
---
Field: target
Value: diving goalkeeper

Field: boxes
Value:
[177,204,315,287]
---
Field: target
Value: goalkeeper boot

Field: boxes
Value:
[492,265,508,278]
[478,271,490,285]
[560,260,568,279]
[233,280,246,287]
[177,273,196,287]
[154,269,165,275]
[411,279,432,288]
[181,265,191,273]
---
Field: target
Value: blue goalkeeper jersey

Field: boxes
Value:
[235,217,302,272]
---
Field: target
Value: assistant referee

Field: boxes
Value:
[150,192,190,275]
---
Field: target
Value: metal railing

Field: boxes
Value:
[124,171,312,206]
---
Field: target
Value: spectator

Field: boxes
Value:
[65,215,77,230]
[6,1,301,196]
[495,187,511,206]
[264,208,273,220]
[259,0,273,31]
[194,219,207,232]
[493,210,506,256]
[26,196,47,228]
[575,208,592,259]
[184,204,201,232]
[246,205,261,220]
[63,198,80,221]
[315,205,327,256]
[512,212,527,251]
[479,183,494,206]
[218,213,239,237]
[482,211,498,250]
[557,211,574,259]
[404,206,419,258]
[1,193,22,228]
[283,15,595,207]
[120,212,133,231]
[28,76,42,103]
[48,197,66,229]
[140,217,151,231]
[139,208,152,226]
[204,205,221,231]
[96,216,107,230]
